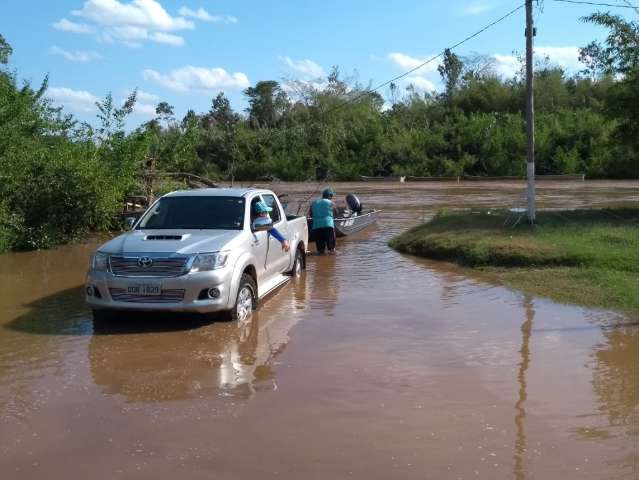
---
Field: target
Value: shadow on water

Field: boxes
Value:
[4,286,221,336]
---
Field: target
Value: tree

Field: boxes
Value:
[155,101,174,127]
[579,12,639,76]
[438,49,463,100]
[579,10,639,176]
[202,92,239,128]
[0,34,12,65]
[325,66,349,97]
[244,81,289,128]
[95,90,137,142]
[181,109,197,129]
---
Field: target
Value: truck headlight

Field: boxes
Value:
[91,252,109,272]
[190,252,228,272]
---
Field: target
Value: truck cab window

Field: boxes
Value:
[250,197,261,223]
[261,194,281,223]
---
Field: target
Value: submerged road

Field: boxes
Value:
[2,181,639,479]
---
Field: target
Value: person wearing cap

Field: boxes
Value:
[254,201,290,252]
[309,187,337,254]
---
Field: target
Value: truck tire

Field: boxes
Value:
[230,274,257,323]
[289,249,304,278]
[92,309,115,322]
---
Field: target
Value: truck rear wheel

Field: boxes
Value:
[290,249,304,278]
[92,309,115,322]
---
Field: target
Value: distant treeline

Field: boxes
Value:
[1,10,638,251]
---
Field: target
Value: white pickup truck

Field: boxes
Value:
[85,188,308,323]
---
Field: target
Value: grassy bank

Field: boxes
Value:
[389,209,639,314]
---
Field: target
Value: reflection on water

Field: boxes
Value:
[2,181,639,479]
[591,324,639,475]
[89,276,312,402]
[593,327,639,426]
[307,253,338,317]
[89,314,267,401]
[514,296,534,480]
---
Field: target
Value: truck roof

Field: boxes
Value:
[164,188,271,198]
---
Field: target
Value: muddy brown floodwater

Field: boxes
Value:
[3,180,639,479]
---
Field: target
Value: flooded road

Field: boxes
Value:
[2,180,639,479]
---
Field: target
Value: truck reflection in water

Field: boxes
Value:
[89,275,310,402]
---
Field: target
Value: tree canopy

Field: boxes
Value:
[1,10,639,251]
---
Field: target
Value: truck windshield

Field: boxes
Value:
[137,196,245,230]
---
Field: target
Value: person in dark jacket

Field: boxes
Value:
[310,187,336,254]
[254,201,290,252]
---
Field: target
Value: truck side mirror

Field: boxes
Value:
[125,217,136,230]
[252,217,273,232]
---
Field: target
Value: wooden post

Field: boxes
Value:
[525,0,536,223]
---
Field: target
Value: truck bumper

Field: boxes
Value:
[85,268,234,314]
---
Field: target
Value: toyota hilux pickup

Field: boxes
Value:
[85,188,308,323]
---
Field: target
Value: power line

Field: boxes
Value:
[550,0,639,8]
[321,2,526,116]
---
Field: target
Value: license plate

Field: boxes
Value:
[127,284,162,296]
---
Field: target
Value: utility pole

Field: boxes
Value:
[525,0,536,222]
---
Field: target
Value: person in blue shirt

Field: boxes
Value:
[254,201,290,252]
[310,187,337,254]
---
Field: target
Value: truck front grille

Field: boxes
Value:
[109,288,186,303]
[109,256,189,277]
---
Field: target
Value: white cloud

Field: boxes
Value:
[134,102,157,116]
[47,87,99,112]
[403,76,436,92]
[491,46,582,78]
[149,32,185,46]
[535,46,582,71]
[178,7,237,23]
[49,46,103,62]
[54,0,195,47]
[133,89,160,103]
[492,54,521,78]
[388,52,440,93]
[53,18,94,34]
[282,79,328,98]
[387,52,439,74]
[143,65,250,93]
[462,2,494,16]
[72,0,193,31]
[279,56,326,78]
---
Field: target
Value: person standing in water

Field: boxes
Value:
[310,187,337,255]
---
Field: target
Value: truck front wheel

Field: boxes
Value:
[230,274,257,323]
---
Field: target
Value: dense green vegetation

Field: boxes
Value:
[389,209,639,314]
[1,10,638,252]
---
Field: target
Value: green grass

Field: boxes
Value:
[389,209,639,314]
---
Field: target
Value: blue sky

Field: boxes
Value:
[2,0,633,126]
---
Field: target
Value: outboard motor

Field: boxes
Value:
[346,193,362,214]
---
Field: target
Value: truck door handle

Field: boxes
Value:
[252,240,260,247]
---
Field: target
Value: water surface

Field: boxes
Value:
[2,180,639,479]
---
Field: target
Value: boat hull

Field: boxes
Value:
[334,210,381,237]
[307,210,381,240]
[359,175,405,182]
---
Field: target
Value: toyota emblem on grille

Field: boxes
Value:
[138,256,153,268]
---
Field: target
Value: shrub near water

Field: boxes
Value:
[0,38,144,252]
[390,209,639,314]
[2,145,126,249]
